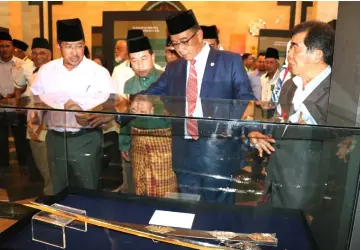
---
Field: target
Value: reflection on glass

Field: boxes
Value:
[0,93,359,250]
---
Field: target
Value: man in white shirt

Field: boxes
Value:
[114,39,128,68]
[0,32,29,171]
[260,47,280,102]
[17,37,53,195]
[112,29,163,94]
[31,18,114,194]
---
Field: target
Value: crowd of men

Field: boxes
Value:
[1,9,356,219]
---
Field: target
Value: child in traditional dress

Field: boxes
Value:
[120,95,177,197]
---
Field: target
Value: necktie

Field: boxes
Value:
[186,59,199,140]
[33,67,40,74]
[271,66,290,102]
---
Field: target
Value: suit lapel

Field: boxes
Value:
[305,75,331,104]
[175,59,187,97]
[200,48,217,98]
[303,75,331,124]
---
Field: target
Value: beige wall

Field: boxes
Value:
[0,2,9,31]
[0,2,39,50]
[312,1,339,21]
[50,1,293,58]
[1,1,339,59]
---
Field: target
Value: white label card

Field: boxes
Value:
[149,210,195,229]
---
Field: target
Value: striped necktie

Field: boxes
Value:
[186,59,199,140]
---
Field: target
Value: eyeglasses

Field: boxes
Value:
[61,44,85,52]
[170,28,199,49]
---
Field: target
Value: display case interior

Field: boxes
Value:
[0,94,359,250]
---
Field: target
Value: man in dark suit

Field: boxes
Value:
[249,21,355,213]
[138,10,256,204]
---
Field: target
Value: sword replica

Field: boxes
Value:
[23,202,277,250]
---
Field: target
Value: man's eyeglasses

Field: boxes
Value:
[61,44,85,52]
[170,28,199,49]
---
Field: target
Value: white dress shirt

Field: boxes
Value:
[31,57,115,132]
[184,42,210,138]
[16,61,36,97]
[288,66,332,125]
[112,59,163,94]
[261,69,280,102]
[0,56,24,97]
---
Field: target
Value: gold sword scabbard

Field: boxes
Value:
[23,202,277,249]
[23,202,225,250]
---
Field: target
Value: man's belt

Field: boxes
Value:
[51,128,100,138]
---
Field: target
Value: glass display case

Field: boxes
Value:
[0,93,358,250]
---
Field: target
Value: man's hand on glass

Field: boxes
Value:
[248,131,276,157]
[336,137,356,163]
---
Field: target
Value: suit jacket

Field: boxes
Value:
[279,74,331,125]
[144,47,255,116]
[268,73,357,211]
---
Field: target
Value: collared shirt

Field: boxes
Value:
[23,56,33,65]
[288,66,332,125]
[123,68,163,94]
[16,61,36,97]
[112,60,163,94]
[31,57,115,132]
[244,66,252,73]
[248,69,264,100]
[261,69,280,102]
[0,56,24,97]
[184,42,210,138]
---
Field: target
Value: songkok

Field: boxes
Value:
[13,39,28,51]
[127,29,144,40]
[0,32,12,41]
[166,10,199,35]
[265,47,279,60]
[57,18,84,42]
[201,25,218,40]
[127,36,152,54]
[31,37,50,50]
